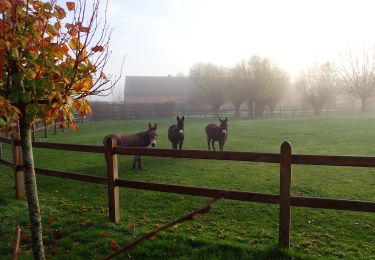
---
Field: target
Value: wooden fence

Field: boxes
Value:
[0,115,87,141]
[0,135,374,248]
[91,104,365,121]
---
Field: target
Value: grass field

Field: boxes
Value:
[0,115,374,259]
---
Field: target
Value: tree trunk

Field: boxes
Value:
[19,116,45,260]
[212,104,220,118]
[234,104,240,118]
[360,97,367,113]
[312,104,323,116]
[254,101,266,118]
[247,100,254,119]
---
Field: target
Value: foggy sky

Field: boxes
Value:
[97,0,375,101]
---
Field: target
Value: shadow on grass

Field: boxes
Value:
[122,233,302,260]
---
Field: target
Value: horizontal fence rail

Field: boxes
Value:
[0,135,374,249]
[33,141,105,153]
[116,179,280,204]
[115,147,280,163]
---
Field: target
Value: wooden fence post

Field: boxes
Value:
[105,136,120,223]
[279,141,292,247]
[44,120,48,138]
[11,133,25,200]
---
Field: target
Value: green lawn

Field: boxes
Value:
[0,115,374,259]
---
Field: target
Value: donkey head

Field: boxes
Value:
[148,123,158,147]
[176,115,185,137]
[219,116,228,138]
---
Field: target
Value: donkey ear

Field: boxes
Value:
[225,117,228,122]
[218,116,222,122]
[181,116,185,121]
[154,123,158,129]
[176,115,180,121]
[149,123,152,130]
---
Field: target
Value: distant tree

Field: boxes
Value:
[295,63,336,116]
[227,67,248,118]
[0,1,120,258]
[190,63,227,116]
[265,67,289,114]
[333,47,375,113]
[234,56,288,118]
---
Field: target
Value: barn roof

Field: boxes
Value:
[124,76,196,98]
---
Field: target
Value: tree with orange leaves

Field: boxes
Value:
[0,1,121,258]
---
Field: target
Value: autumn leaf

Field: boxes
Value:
[127,224,136,231]
[91,45,104,52]
[149,233,157,240]
[70,123,77,131]
[69,28,78,37]
[103,231,110,237]
[66,2,75,11]
[79,219,89,227]
[20,235,31,243]
[0,0,11,12]
[79,27,89,33]
[110,240,118,249]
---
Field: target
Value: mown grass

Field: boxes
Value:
[0,115,374,259]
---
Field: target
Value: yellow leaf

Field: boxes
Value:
[69,38,78,50]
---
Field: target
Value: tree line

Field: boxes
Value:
[190,47,375,117]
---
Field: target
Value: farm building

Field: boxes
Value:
[124,75,196,105]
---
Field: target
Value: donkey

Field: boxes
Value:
[103,123,158,170]
[205,116,228,151]
[168,116,185,149]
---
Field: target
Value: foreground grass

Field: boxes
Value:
[0,115,374,259]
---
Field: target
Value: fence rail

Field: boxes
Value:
[0,135,374,248]
[91,104,366,121]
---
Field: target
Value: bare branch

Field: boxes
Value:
[104,191,228,260]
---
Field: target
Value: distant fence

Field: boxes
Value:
[0,114,87,140]
[0,135,374,248]
[91,104,365,121]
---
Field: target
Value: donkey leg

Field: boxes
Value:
[207,138,211,150]
[178,142,183,150]
[132,156,136,169]
[138,156,142,170]
[219,142,223,151]
[212,140,216,151]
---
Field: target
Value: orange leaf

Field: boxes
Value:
[79,220,88,227]
[110,240,118,249]
[91,45,104,52]
[66,2,75,11]
[86,105,92,114]
[103,231,110,237]
[149,233,157,240]
[127,224,136,231]
[70,123,77,131]
[69,28,78,37]
[20,236,31,243]
[79,27,89,33]
[0,0,11,12]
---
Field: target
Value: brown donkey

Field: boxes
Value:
[205,116,228,151]
[103,123,158,170]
